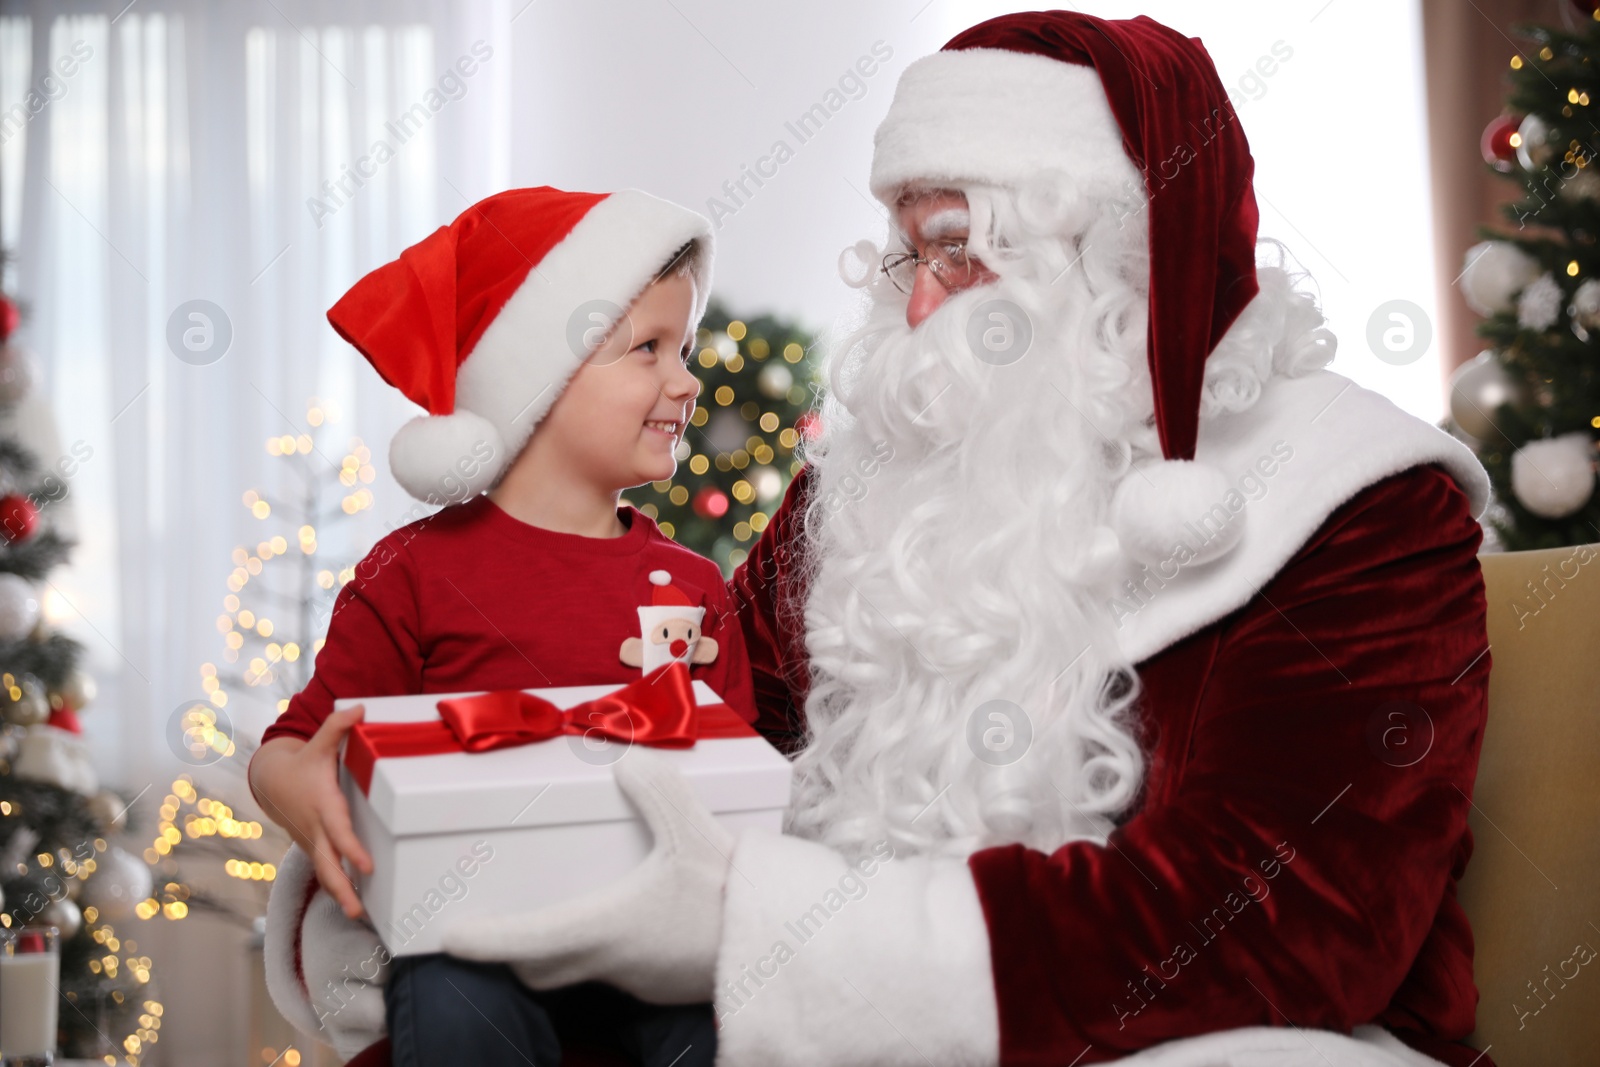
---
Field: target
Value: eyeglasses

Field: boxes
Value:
[881,240,977,295]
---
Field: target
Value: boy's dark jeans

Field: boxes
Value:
[386,953,717,1067]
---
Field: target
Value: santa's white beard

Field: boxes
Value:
[786,260,1151,863]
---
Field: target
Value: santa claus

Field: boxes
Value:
[273,12,1494,1067]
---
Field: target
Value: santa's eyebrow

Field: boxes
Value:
[919,208,970,241]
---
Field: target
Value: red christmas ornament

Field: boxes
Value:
[1570,0,1600,18]
[796,411,822,440]
[692,485,729,519]
[0,296,18,342]
[48,706,84,735]
[1481,114,1521,173]
[0,494,37,544]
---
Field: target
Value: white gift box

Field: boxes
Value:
[334,678,792,957]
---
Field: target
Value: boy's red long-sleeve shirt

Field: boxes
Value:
[262,496,756,747]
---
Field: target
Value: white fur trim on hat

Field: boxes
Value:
[869,48,1143,207]
[444,190,714,502]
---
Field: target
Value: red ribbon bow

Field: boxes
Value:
[437,660,704,752]
[342,662,753,795]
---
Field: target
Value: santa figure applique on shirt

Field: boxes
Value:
[619,569,719,673]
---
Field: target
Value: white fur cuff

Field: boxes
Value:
[263,845,327,1039]
[713,829,999,1067]
[262,845,390,1059]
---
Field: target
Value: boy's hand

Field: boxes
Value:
[251,707,374,919]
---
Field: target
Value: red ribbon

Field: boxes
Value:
[343,662,754,795]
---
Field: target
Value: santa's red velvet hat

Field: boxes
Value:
[328,187,712,503]
[869,12,1262,564]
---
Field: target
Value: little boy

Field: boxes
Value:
[251,186,753,1067]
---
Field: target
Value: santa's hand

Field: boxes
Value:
[442,746,732,1005]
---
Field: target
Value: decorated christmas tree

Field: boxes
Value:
[0,291,163,1061]
[1454,5,1600,550]
[624,300,820,572]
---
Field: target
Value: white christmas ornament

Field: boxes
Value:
[752,465,783,503]
[1561,166,1600,204]
[757,363,793,399]
[0,573,40,640]
[12,723,99,794]
[86,789,128,833]
[38,895,82,939]
[1459,241,1541,317]
[1571,278,1600,335]
[1511,432,1596,519]
[1516,272,1563,331]
[58,667,97,711]
[1109,459,1245,567]
[1448,352,1519,441]
[1516,113,1556,171]
[82,846,154,923]
[0,343,38,406]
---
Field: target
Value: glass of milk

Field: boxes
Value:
[0,923,59,1066]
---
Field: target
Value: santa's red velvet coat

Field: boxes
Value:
[726,374,1494,1067]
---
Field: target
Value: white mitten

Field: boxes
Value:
[263,844,390,1058]
[444,746,731,1004]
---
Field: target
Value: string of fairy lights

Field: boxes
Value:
[139,776,269,895]
[158,402,370,914]
[101,402,361,1067]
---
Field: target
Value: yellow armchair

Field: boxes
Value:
[1457,542,1600,1065]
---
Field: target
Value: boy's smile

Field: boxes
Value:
[644,417,685,444]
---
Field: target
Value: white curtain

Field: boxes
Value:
[0,0,512,790]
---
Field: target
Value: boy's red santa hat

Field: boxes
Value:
[328,187,713,503]
[869,12,1261,565]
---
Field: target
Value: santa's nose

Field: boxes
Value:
[670,638,689,658]
[906,263,948,328]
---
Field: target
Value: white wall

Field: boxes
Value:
[487,0,1442,419]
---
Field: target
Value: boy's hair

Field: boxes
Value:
[654,238,706,284]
